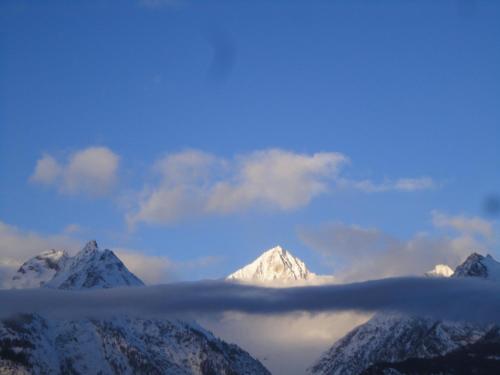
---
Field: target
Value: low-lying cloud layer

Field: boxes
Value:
[432,210,494,238]
[2,277,499,324]
[299,211,497,282]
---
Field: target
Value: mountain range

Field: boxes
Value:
[226,245,500,373]
[2,242,499,374]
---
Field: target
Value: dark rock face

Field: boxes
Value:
[452,253,489,279]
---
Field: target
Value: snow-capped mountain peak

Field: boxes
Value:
[425,264,454,278]
[452,252,500,282]
[12,240,144,290]
[11,249,69,289]
[45,240,144,290]
[80,239,99,254]
[226,245,317,284]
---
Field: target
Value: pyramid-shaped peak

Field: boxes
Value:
[270,245,284,251]
[227,245,316,283]
[465,252,483,261]
[264,245,287,255]
[81,240,99,253]
[44,240,144,290]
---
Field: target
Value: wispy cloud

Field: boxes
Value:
[340,176,436,192]
[29,147,437,226]
[299,212,496,282]
[127,149,348,226]
[30,146,120,197]
[432,210,494,238]
[126,148,436,227]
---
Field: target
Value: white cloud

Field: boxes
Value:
[432,210,493,238]
[30,154,62,185]
[63,147,120,195]
[206,150,347,213]
[128,149,348,226]
[31,146,120,197]
[0,221,80,288]
[394,177,436,191]
[299,213,497,282]
[125,148,437,226]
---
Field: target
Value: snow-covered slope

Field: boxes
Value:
[11,249,69,289]
[309,252,500,375]
[424,264,454,278]
[227,245,319,284]
[309,313,488,375]
[452,252,500,282]
[0,241,270,375]
[45,240,144,289]
[0,315,270,375]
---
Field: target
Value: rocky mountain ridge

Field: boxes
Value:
[309,252,500,375]
[0,241,271,375]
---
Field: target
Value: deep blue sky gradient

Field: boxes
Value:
[1,0,499,278]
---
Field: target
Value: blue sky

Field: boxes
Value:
[1,0,499,281]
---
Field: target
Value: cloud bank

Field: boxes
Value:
[126,149,436,226]
[432,210,493,238]
[29,146,437,226]
[1,278,499,324]
[299,212,496,282]
[127,149,348,225]
[31,147,120,196]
